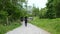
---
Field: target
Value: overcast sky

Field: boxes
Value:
[27,0,47,9]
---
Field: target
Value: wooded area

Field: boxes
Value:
[0,0,27,25]
[0,0,60,34]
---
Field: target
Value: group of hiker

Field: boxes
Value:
[20,16,28,27]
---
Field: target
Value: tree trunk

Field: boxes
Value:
[6,17,9,25]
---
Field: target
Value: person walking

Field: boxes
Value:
[25,16,28,27]
[20,17,23,24]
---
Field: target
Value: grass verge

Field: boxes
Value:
[31,17,60,34]
[0,22,21,34]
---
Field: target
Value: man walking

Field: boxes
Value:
[25,16,28,27]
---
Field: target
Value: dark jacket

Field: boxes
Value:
[20,17,23,21]
[25,17,27,23]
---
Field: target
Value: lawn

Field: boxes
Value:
[0,22,21,34]
[31,17,60,34]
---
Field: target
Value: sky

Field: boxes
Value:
[27,0,47,9]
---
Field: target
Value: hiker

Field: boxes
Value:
[20,17,23,24]
[25,16,28,27]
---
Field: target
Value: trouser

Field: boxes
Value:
[25,21,27,26]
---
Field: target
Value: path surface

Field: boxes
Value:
[6,21,50,34]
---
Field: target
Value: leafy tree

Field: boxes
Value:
[46,0,56,19]
[0,0,26,25]
[32,6,39,16]
[46,0,60,18]
[53,0,60,18]
[39,8,47,18]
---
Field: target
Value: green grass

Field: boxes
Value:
[31,17,60,34]
[0,22,21,34]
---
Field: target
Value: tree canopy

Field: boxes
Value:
[0,0,26,24]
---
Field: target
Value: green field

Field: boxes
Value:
[0,22,21,34]
[31,17,60,34]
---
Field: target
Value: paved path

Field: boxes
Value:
[6,21,50,34]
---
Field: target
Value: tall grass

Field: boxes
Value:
[31,17,60,34]
[0,22,21,34]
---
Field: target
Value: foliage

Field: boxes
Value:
[32,7,39,16]
[53,0,60,18]
[46,0,56,19]
[0,10,8,19]
[0,22,21,34]
[39,8,47,18]
[46,0,60,18]
[0,0,26,24]
[31,17,60,34]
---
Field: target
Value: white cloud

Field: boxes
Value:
[27,0,47,9]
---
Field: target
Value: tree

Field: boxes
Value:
[32,6,39,16]
[0,0,26,25]
[53,0,60,18]
[39,8,47,18]
[46,0,56,19]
